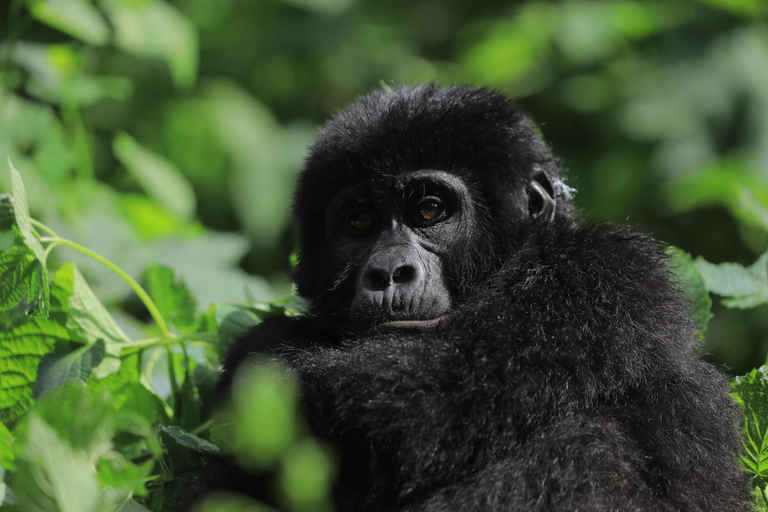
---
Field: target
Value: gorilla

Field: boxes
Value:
[186,84,750,511]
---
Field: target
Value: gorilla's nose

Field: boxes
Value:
[361,248,422,292]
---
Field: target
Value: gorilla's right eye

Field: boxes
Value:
[348,210,375,232]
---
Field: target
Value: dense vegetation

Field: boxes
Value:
[1,0,767,510]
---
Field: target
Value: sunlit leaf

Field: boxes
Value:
[280,439,335,512]
[144,264,199,332]
[13,416,100,512]
[29,0,110,46]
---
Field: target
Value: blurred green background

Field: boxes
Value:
[1,0,767,374]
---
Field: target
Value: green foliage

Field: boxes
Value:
[732,367,768,509]
[697,252,768,309]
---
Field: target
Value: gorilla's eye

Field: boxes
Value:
[349,210,375,232]
[416,200,445,224]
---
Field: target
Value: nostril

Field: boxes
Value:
[392,265,416,284]
[364,268,390,291]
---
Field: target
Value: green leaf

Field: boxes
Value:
[732,367,768,487]
[29,0,110,46]
[696,253,768,309]
[12,416,100,512]
[0,319,63,424]
[0,194,13,232]
[113,132,197,220]
[159,425,220,454]
[144,264,199,332]
[740,187,768,233]
[33,340,106,400]
[101,0,198,89]
[667,248,713,337]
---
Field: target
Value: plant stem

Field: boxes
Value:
[117,332,218,354]
[39,236,172,337]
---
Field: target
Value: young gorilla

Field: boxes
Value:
[189,84,750,511]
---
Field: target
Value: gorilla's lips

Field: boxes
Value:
[375,315,449,331]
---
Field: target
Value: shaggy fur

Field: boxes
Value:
[185,84,750,511]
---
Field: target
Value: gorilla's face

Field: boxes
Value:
[326,170,474,331]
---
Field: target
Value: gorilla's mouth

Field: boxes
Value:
[374,315,449,331]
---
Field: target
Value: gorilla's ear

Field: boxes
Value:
[526,171,556,222]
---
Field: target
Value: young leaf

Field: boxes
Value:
[0,319,64,424]
[732,366,768,487]
[667,248,713,338]
[696,253,768,309]
[0,421,14,471]
[8,159,49,317]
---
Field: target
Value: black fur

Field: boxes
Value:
[185,84,750,511]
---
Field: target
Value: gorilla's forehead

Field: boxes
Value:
[329,170,472,202]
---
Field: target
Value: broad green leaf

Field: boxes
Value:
[696,253,768,309]
[0,194,13,232]
[667,248,712,337]
[12,416,100,512]
[0,319,63,424]
[8,159,49,318]
[101,0,198,89]
[113,132,197,220]
[159,425,220,454]
[144,264,199,332]
[32,340,106,400]
[732,366,768,486]
[29,0,110,46]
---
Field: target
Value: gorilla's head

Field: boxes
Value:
[292,84,576,331]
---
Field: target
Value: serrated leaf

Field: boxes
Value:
[159,425,220,454]
[144,264,199,332]
[12,416,100,512]
[667,248,712,337]
[0,194,13,232]
[8,159,49,318]
[113,133,196,220]
[33,340,106,400]
[0,319,66,424]
[696,254,768,309]
[29,0,110,46]
[732,366,768,486]
[101,0,198,88]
